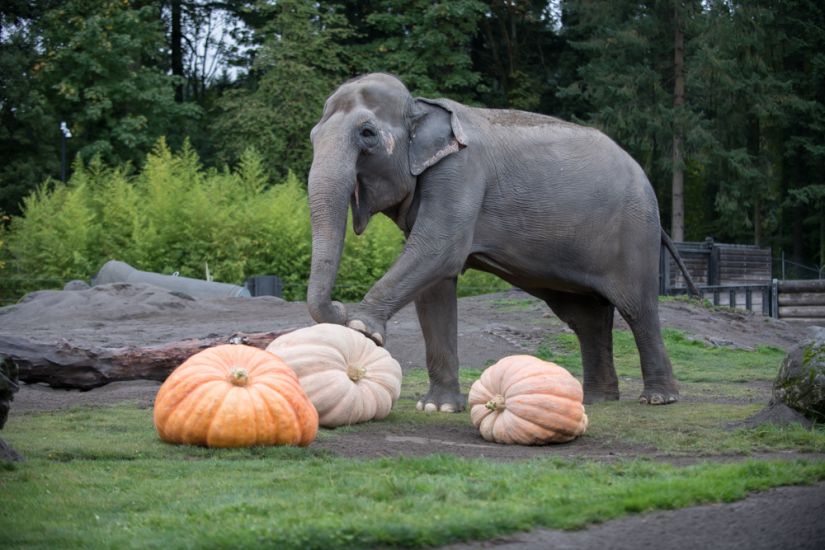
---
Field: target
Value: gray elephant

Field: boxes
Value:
[306,73,698,411]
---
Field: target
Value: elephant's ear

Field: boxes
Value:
[408,98,468,176]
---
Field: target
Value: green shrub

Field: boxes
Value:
[8,169,98,280]
[3,139,511,302]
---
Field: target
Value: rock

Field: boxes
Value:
[1,356,23,462]
[772,336,825,422]
[0,356,19,429]
[63,279,91,291]
[0,438,23,462]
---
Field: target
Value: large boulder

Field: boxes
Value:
[1,355,23,461]
[0,356,18,429]
[772,334,825,422]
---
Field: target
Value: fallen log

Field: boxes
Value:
[0,329,295,390]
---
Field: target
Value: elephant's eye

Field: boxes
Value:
[357,124,380,152]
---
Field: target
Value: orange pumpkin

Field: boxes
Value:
[266,324,402,427]
[468,355,588,445]
[153,344,318,448]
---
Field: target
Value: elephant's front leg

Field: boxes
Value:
[414,277,464,412]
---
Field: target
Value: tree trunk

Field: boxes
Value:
[748,116,763,246]
[3,330,292,390]
[754,195,763,247]
[820,206,825,271]
[171,0,184,102]
[671,3,685,242]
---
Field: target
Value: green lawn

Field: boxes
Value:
[2,329,824,549]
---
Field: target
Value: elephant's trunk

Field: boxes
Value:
[306,141,355,326]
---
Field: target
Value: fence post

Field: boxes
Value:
[771,278,779,318]
[708,243,720,286]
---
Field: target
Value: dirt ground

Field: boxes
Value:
[2,283,825,548]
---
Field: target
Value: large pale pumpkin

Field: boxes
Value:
[468,355,588,445]
[266,324,402,427]
[153,344,318,448]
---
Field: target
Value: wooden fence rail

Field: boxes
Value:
[660,240,824,322]
[773,279,825,323]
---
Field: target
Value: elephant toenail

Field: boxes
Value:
[347,320,367,333]
[424,403,438,413]
[416,400,424,411]
[439,403,456,413]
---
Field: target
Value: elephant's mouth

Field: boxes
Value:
[351,176,371,235]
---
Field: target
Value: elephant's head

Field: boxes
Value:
[306,73,467,325]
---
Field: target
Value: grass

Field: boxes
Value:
[2,328,824,548]
[537,329,786,387]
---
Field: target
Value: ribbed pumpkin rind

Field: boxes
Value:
[266,324,402,427]
[468,355,588,445]
[153,344,319,448]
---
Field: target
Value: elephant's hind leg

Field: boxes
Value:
[414,277,465,412]
[543,291,619,403]
[620,306,679,405]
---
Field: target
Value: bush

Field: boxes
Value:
[3,139,514,303]
[3,140,510,303]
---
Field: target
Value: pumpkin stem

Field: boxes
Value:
[485,394,506,411]
[230,367,249,386]
[347,364,367,382]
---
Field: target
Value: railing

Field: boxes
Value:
[772,279,825,322]
[666,284,773,316]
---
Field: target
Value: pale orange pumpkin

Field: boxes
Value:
[266,324,402,427]
[468,355,588,445]
[153,344,318,448]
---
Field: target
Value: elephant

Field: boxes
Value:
[306,73,699,412]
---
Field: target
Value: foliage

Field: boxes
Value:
[4,0,825,278]
[352,0,487,101]
[210,0,352,181]
[4,141,412,302]
[537,328,786,386]
[0,0,199,215]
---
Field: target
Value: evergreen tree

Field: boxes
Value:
[351,0,486,101]
[473,0,562,111]
[0,0,198,214]
[211,0,352,180]
[770,0,825,267]
[0,1,61,214]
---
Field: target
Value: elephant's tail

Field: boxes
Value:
[661,230,701,298]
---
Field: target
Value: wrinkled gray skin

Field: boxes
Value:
[307,73,682,411]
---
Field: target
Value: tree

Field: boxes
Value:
[352,0,486,101]
[690,1,793,246]
[36,0,200,165]
[671,0,686,241]
[473,0,562,111]
[0,0,199,214]
[0,1,61,214]
[770,0,825,267]
[211,0,352,180]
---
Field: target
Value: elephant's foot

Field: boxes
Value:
[638,385,679,405]
[584,384,619,405]
[347,318,385,347]
[416,385,465,413]
[583,386,620,404]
